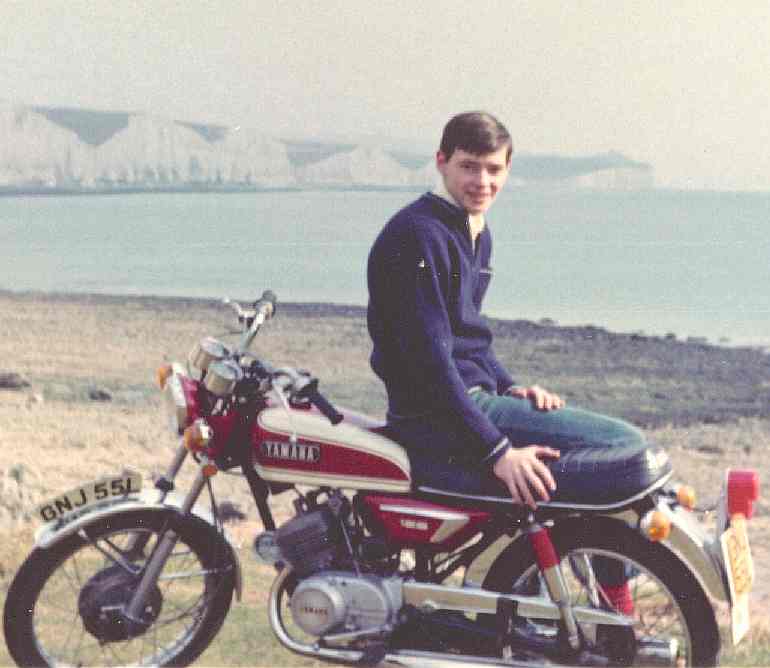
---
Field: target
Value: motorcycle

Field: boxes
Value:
[3,291,761,667]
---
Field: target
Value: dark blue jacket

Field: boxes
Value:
[367,193,515,462]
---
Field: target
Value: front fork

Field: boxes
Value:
[123,443,209,624]
[526,517,582,651]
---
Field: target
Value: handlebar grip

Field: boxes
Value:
[254,290,278,320]
[306,387,344,425]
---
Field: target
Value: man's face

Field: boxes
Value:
[436,146,511,215]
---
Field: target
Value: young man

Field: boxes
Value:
[367,111,645,510]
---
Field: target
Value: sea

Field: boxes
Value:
[1,188,769,348]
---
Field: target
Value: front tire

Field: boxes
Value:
[4,510,236,667]
[482,517,720,667]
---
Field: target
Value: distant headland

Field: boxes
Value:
[0,102,653,194]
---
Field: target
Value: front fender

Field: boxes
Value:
[33,488,244,601]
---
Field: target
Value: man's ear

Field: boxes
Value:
[436,151,448,172]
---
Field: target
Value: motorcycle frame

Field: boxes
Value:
[31,431,733,645]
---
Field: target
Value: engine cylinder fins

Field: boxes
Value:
[275,505,342,575]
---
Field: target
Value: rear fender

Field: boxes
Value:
[616,503,730,604]
[33,488,243,601]
[466,509,729,605]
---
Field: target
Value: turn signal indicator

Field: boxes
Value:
[675,484,696,510]
[641,510,671,542]
[156,364,173,390]
[183,419,213,453]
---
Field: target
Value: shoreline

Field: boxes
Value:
[2,287,769,430]
[2,287,767,352]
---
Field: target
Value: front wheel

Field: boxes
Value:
[482,518,720,667]
[4,510,236,667]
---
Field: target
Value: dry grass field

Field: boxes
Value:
[1,290,768,666]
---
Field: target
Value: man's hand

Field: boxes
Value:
[507,385,564,411]
[493,445,560,509]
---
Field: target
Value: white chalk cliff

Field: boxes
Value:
[0,103,652,191]
[0,106,296,189]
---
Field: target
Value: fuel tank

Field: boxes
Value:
[253,407,411,492]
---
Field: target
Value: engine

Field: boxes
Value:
[266,496,404,638]
[275,504,343,576]
[290,572,403,637]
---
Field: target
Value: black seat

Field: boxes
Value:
[411,440,673,509]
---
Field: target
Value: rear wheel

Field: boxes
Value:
[4,510,236,667]
[482,518,720,667]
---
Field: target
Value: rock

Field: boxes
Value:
[0,372,30,390]
[0,464,43,526]
[27,392,44,406]
[218,501,246,522]
[88,388,112,402]
[695,444,724,455]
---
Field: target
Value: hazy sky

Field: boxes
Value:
[3,1,769,190]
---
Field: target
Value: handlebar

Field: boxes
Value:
[303,385,344,425]
[220,291,343,426]
[253,290,277,320]
[225,290,278,354]
[274,367,344,426]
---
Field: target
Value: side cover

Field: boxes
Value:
[253,407,411,492]
[362,495,491,551]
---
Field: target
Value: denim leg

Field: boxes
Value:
[469,391,645,452]
[470,391,639,589]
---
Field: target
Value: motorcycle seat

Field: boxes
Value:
[410,439,673,510]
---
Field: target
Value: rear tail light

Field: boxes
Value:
[727,469,760,519]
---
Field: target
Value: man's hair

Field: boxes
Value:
[439,111,513,162]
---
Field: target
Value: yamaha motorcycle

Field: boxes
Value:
[3,291,761,667]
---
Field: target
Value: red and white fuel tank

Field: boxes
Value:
[252,407,411,492]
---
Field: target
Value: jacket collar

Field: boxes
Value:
[429,183,487,235]
[423,189,466,227]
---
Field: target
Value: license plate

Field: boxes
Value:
[37,471,143,523]
[720,514,754,645]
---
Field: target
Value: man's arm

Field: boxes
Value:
[390,221,510,461]
[483,346,516,395]
[505,385,565,411]
[493,445,560,508]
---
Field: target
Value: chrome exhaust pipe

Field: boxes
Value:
[635,637,679,666]
[268,569,542,668]
[269,568,677,668]
[381,649,542,667]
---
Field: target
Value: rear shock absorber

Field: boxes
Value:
[526,517,581,651]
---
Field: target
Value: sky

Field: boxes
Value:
[2,1,769,191]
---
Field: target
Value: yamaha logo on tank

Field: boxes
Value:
[261,440,321,463]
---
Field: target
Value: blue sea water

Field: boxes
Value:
[1,189,769,347]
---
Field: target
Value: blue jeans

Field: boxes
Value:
[394,390,645,502]
[391,390,644,587]
[470,390,645,455]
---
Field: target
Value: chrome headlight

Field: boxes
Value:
[188,337,229,380]
[203,359,243,397]
[163,364,192,434]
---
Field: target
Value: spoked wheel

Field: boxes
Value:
[4,510,236,667]
[482,518,720,667]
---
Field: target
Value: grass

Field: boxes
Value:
[1,290,768,665]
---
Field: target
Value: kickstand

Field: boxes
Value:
[496,596,516,660]
[356,643,388,666]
